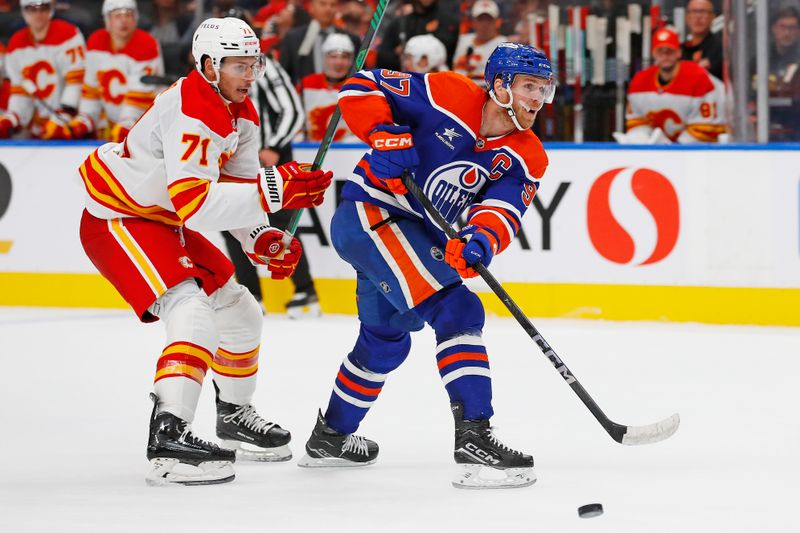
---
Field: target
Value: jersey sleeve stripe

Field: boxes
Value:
[468,205,521,234]
[64,70,84,84]
[167,178,211,222]
[219,174,257,184]
[469,210,514,253]
[80,151,181,225]
[81,85,101,99]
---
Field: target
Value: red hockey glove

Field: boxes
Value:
[67,115,94,140]
[242,225,303,280]
[0,113,20,138]
[40,111,74,140]
[444,225,498,279]
[367,124,419,194]
[258,161,333,212]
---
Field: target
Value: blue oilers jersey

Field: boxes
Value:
[337,69,548,253]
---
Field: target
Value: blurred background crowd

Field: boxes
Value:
[0,0,797,144]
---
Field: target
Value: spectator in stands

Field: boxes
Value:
[279,0,360,84]
[376,0,459,71]
[221,7,321,318]
[338,0,371,38]
[148,0,192,46]
[620,27,727,144]
[298,33,357,142]
[400,33,447,73]
[682,0,722,81]
[768,6,800,141]
[66,0,164,142]
[0,0,86,139]
[452,0,506,87]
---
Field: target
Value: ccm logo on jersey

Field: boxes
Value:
[371,133,413,150]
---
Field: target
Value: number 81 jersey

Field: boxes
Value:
[338,69,548,254]
[78,70,267,233]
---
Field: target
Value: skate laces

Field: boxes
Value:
[179,425,215,448]
[342,434,369,456]
[224,404,276,434]
[486,427,519,455]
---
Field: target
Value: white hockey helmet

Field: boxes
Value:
[20,0,53,7]
[322,33,355,56]
[403,34,447,73]
[192,17,264,87]
[102,0,137,17]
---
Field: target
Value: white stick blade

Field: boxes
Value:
[621,413,680,445]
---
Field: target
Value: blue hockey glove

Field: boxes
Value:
[445,225,498,278]
[368,124,419,193]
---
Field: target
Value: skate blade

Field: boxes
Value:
[220,440,292,462]
[297,453,376,468]
[287,302,322,319]
[451,464,536,490]
[145,458,236,487]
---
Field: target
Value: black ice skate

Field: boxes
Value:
[215,384,292,462]
[297,410,378,467]
[146,393,236,486]
[285,291,321,319]
[451,402,536,489]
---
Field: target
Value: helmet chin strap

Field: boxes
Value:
[489,85,526,131]
[199,65,233,104]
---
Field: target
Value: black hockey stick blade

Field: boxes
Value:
[400,171,680,446]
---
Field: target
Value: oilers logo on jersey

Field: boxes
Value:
[425,163,489,223]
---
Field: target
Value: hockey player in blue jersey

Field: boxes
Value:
[298,43,554,489]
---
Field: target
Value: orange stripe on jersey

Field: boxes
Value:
[10,86,28,96]
[154,364,206,385]
[626,117,650,130]
[338,76,393,142]
[362,203,438,306]
[336,370,383,396]
[686,123,726,142]
[64,69,84,84]
[468,211,516,253]
[124,91,155,109]
[469,205,520,233]
[167,178,210,222]
[81,84,101,99]
[437,351,489,370]
[79,151,182,225]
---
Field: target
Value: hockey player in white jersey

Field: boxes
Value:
[0,0,85,139]
[77,17,333,486]
[66,0,164,141]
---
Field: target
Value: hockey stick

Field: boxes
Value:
[282,0,392,241]
[399,171,680,446]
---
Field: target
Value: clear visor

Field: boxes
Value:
[219,55,266,81]
[509,76,556,107]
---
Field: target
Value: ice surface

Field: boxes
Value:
[0,308,797,532]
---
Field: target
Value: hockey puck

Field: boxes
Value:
[578,503,604,518]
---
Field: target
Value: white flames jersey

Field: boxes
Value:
[297,73,356,142]
[80,28,164,137]
[78,70,267,232]
[626,60,727,143]
[452,34,506,88]
[5,19,85,136]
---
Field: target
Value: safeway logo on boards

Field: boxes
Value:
[587,167,680,266]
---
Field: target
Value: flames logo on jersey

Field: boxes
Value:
[22,61,56,99]
[98,69,127,105]
[424,162,489,223]
[587,167,680,266]
[645,109,683,142]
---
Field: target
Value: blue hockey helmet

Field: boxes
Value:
[484,43,555,104]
